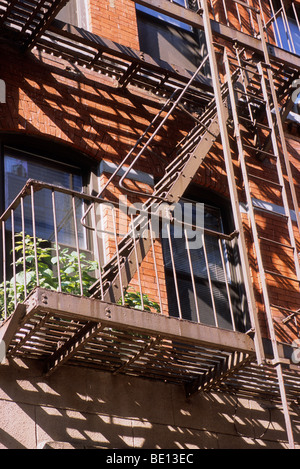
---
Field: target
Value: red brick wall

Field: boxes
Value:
[88,0,139,49]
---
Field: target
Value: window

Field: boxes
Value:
[1,144,86,250]
[161,198,250,333]
[271,1,300,54]
[136,2,208,73]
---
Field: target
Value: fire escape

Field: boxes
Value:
[0,0,300,448]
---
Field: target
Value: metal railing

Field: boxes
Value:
[0,179,248,333]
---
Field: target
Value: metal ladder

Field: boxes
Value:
[218,2,300,450]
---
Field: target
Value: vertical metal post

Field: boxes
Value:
[131,213,144,310]
[292,2,300,31]
[222,0,230,26]
[247,0,256,36]
[2,220,7,320]
[200,0,265,365]
[235,3,243,32]
[52,190,62,293]
[11,211,17,310]
[218,238,236,331]
[202,232,219,327]
[184,228,201,323]
[92,203,104,300]
[279,0,296,54]
[149,218,163,315]
[72,195,83,297]
[20,197,27,300]
[112,207,125,306]
[166,223,183,319]
[31,185,39,288]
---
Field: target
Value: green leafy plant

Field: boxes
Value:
[119,288,161,313]
[0,233,98,320]
[0,233,161,320]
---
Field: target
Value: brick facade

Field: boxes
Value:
[0,0,300,449]
[89,0,139,49]
[0,21,299,340]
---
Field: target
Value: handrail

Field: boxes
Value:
[0,179,236,240]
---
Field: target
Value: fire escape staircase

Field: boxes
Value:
[89,75,230,304]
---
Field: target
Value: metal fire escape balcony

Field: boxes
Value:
[0,0,69,50]
[0,181,300,405]
[1,287,300,403]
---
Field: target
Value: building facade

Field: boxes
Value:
[0,0,300,449]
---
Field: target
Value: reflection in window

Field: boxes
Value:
[4,148,85,249]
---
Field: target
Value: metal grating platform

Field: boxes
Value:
[0,0,69,49]
[1,288,300,404]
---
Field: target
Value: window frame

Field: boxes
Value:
[135,3,208,73]
[0,134,97,251]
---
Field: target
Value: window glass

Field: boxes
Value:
[136,4,207,73]
[4,148,85,249]
[274,17,300,54]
